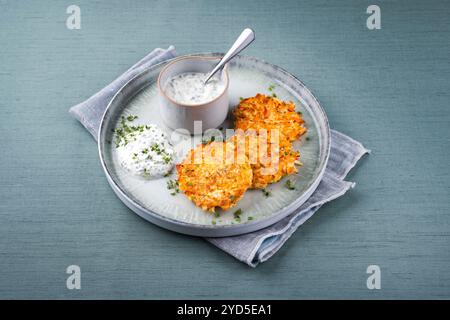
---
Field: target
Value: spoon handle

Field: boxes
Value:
[204,28,255,84]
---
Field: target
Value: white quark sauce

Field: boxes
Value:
[116,124,175,178]
[164,72,226,105]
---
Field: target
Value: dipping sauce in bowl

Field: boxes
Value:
[164,72,226,105]
[158,56,230,133]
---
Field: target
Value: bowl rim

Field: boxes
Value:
[157,55,230,107]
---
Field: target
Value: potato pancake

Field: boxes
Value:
[176,140,253,212]
[230,132,299,189]
[234,93,307,141]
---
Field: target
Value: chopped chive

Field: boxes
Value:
[262,189,271,197]
[285,179,296,190]
[163,154,172,164]
[166,179,179,194]
[126,115,138,121]
[233,209,242,220]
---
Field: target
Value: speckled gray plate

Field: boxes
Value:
[98,53,330,237]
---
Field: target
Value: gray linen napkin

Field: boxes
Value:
[69,46,369,267]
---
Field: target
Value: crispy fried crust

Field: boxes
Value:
[230,132,299,189]
[232,94,306,188]
[176,141,253,212]
[234,94,307,141]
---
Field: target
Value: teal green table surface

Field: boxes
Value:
[1,0,449,299]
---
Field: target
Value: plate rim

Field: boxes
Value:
[98,52,331,237]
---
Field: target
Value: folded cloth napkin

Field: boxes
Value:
[69,46,369,267]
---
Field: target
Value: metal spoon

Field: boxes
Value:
[204,28,255,84]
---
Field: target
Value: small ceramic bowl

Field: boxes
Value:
[157,56,229,133]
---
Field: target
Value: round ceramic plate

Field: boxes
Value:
[98,53,330,237]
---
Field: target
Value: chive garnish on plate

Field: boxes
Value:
[233,209,242,222]
[285,179,296,190]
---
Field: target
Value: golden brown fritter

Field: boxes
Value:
[229,132,299,189]
[176,94,306,212]
[176,140,253,212]
[234,94,307,141]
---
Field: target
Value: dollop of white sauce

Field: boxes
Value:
[164,72,225,105]
[117,124,175,178]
